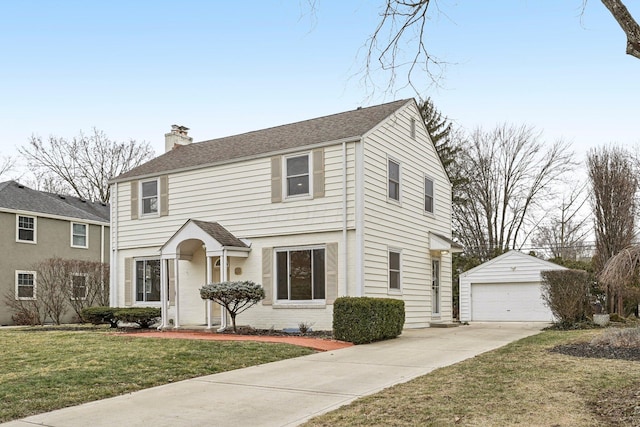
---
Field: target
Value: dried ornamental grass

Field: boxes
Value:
[590,327,640,348]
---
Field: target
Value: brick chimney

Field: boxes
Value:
[164,125,193,152]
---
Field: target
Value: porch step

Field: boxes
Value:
[429,322,460,328]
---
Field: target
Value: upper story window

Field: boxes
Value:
[16,271,36,300]
[135,259,161,302]
[388,159,400,201]
[271,149,324,203]
[388,249,401,291]
[285,154,310,197]
[71,223,88,248]
[424,177,434,214]
[16,215,36,243]
[276,246,325,301]
[141,179,159,216]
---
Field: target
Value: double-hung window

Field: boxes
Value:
[141,180,159,216]
[285,154,310,197]
[16,271,36,299]
[388,249,401,291]
[71,274,88,300]
[135,259,161,302]
[424,177,434,214]
[71,223,88,248]
[388,159,400,201]
[276,247,325,301]
[17,215,36,243]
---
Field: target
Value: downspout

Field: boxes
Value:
[217,249,228,332]
[109,183,118,307]
[342,141,348,296]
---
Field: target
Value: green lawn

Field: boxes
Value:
[305,329,640,426]
[0,327,313,422]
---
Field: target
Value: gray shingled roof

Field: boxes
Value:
[0,181,110,223]
[114,99,412,181]
[192,220,248,248]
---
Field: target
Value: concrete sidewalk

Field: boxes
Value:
[2,322,545,427]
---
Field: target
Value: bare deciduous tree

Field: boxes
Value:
[3,258,110,325]
[19,128,154,203]
[453,124,575,261]
[532,183,591,260]
[67,260,110,321]
[587,145,638,313]
[0,154,15,179]
[35,258,71,325]
[365,0,639,91]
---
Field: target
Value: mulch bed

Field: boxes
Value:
[550,342,640,362]
[218,326,334,339]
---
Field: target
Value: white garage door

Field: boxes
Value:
[471,282,553,321]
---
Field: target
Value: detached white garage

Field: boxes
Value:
[459,251,566,322]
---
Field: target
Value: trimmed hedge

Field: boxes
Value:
[333,297,405,344]
[81,306,161,329]
[113,307,161,329]
[81,307,118,328]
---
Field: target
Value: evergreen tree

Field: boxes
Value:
[418,97,465,203]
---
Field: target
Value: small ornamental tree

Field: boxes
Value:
[200,281,265,333]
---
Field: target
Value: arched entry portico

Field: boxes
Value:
[159,219,251,330]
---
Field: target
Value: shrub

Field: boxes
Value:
[541,269,592,328]
[113,307,161,329]
[81,306,118,328]
[333,297,405,344]
[200,281,265,333]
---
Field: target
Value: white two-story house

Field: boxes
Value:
[109,99,459,331]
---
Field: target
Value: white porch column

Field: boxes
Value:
[159,259,168,329]
[206,255,212,330]
[218,250,228,331]
[174,257,180,329]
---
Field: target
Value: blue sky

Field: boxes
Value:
[1,0,638,177]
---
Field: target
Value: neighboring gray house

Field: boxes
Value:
[0,181,110,325]
[110,99,461,331]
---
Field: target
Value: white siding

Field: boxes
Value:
[116,144,356,250]
[115,230,354,331]
[361,102,454,328]
[459,251,566,322]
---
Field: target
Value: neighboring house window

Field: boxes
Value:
[389,249,401,291]
[17,215,36,243]
[285,153,310,197]
[424,177,434,214]
[16,271,36,300]
[410,118,416,139]
[71,223,88,248]
[276,247,325,300]
[71,274,88,300]
[141,179,159,215]
[388,159,400,201]
[135,259,161,302]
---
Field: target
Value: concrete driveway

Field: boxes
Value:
[2,322,545,427]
